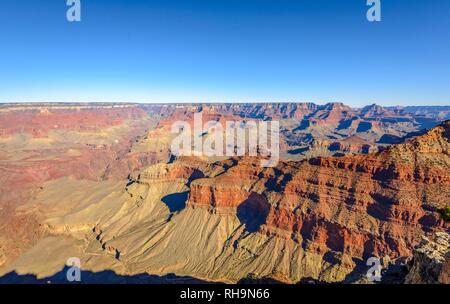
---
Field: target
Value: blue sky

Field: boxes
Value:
[0,0,449,106]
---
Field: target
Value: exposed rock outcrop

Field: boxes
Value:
[405,232,450,284]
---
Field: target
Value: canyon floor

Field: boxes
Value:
[0,103,449,284]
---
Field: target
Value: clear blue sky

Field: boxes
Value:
[0,0,449,106]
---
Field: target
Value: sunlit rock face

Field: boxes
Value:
[0,103,448,283]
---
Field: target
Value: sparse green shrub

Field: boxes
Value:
[437,207,450,222]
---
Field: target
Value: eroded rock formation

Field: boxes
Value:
[405,232,450,284]
[0,103,448,284]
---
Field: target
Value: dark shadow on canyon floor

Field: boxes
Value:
[161,192,188,213]
[237,193,270,233]
[0,267,214,284]
[287,147,309,155]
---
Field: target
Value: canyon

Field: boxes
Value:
[0,102,448,283]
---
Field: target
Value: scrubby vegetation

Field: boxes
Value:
[437,207,450,222]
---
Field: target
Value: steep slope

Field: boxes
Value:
[0,104,163,268]
[405,232,449,284]
[2,121,448,283]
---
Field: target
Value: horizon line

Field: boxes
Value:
[1,101,450,109]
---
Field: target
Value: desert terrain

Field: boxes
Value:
[0,102,449,283]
